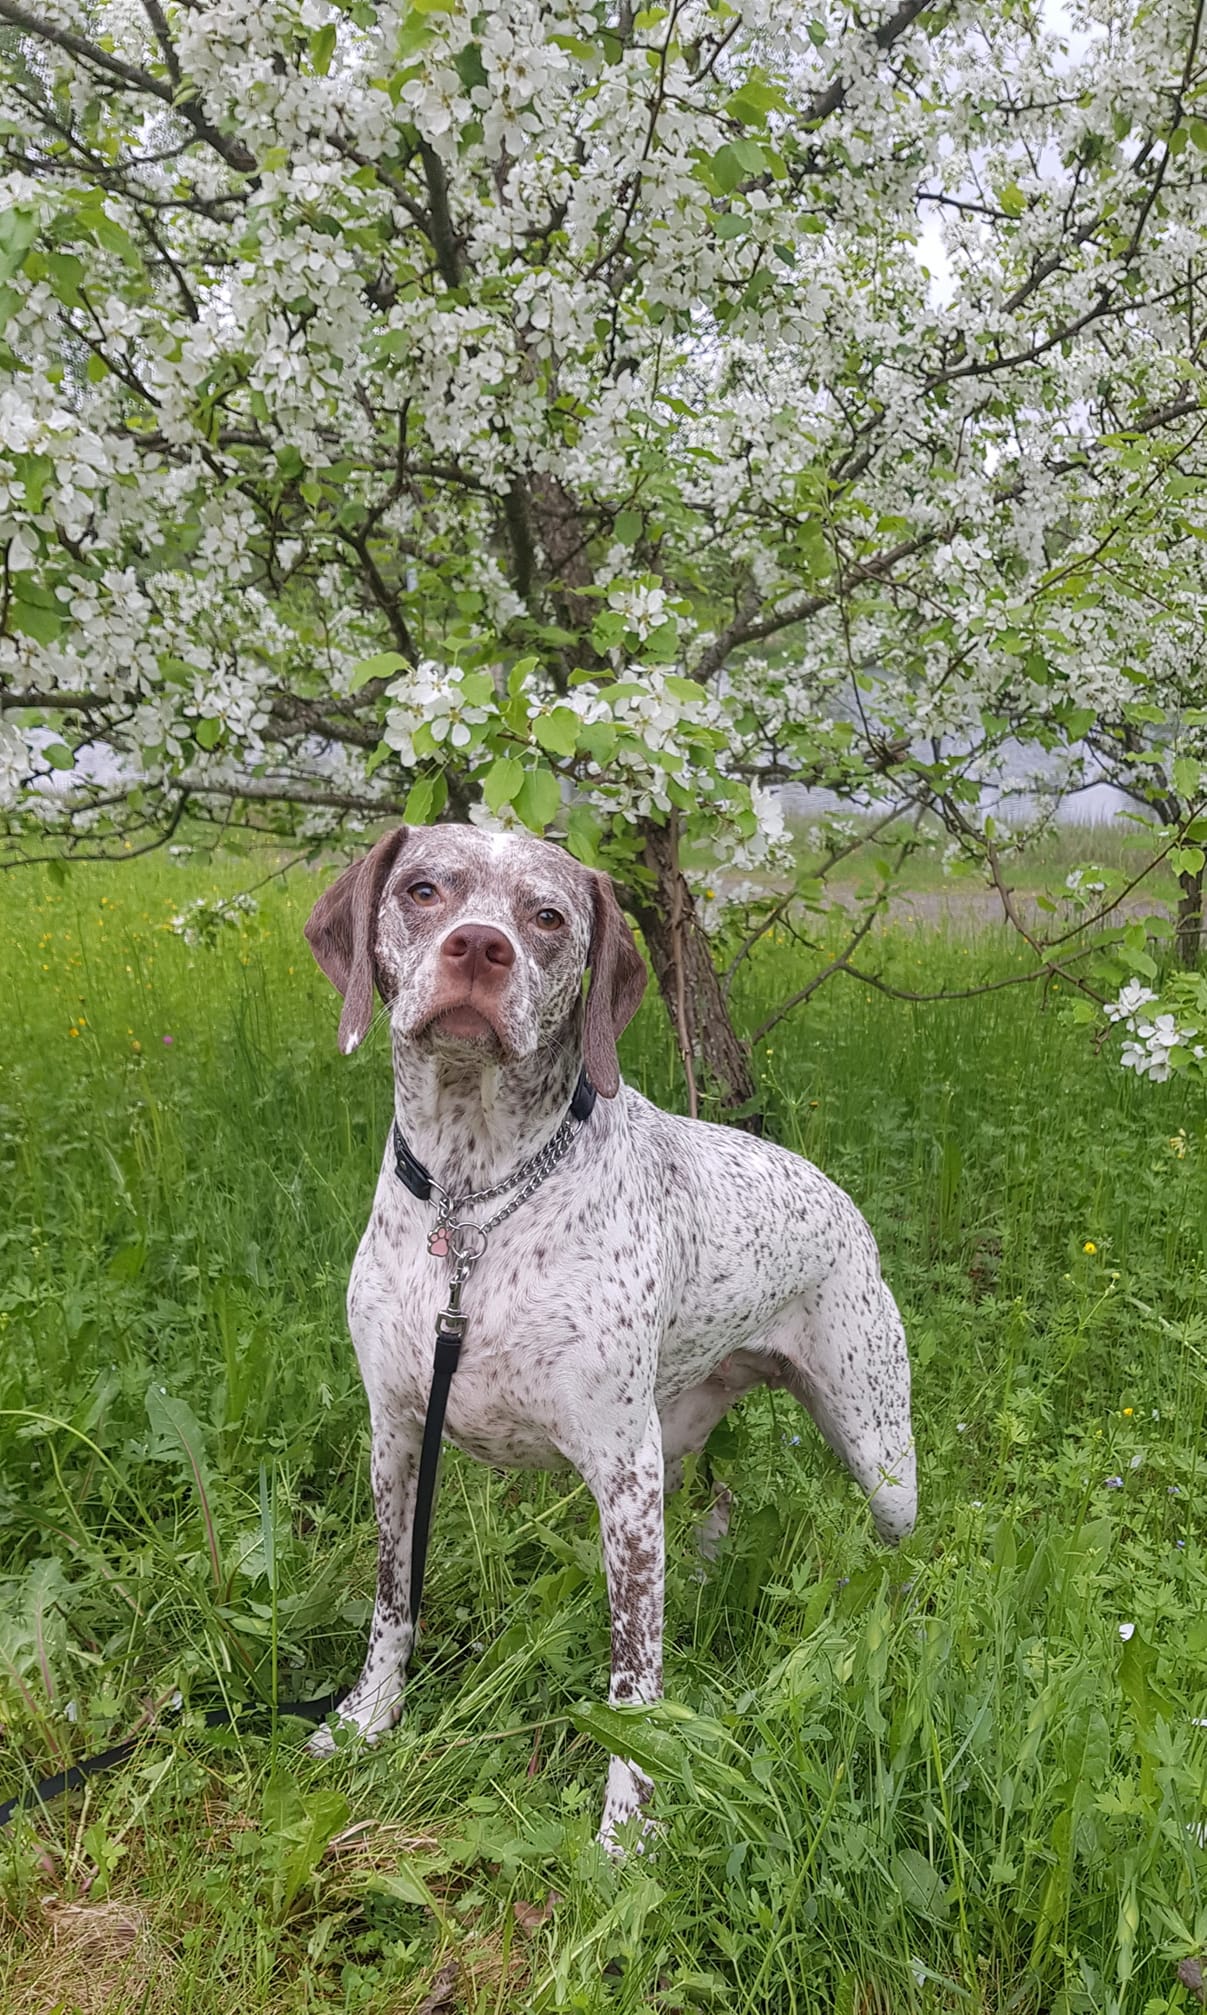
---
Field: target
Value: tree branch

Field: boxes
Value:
[0,0,257,173]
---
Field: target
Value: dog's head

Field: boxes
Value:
[303,824,647,1097]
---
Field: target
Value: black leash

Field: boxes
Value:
[0,1692,340,1830]
[1,1069,596,1830]
[395,1066,596,1631]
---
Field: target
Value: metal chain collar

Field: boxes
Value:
[427,1106,584,1290]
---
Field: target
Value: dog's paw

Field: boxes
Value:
[597,1758,657,1859]
[597,1807,660,1861]
[306,1689,402,1756]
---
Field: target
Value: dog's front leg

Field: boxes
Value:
[309,1408,420,1753]
[586,1419,665,1854]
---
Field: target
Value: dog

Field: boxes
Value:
[303,823,916,1849]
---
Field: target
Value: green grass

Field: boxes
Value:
[783,815,1182,902]
[0,847,1205,2014]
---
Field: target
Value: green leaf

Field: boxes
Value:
[513,765,561,831]
[403,774,437,823]
[0,206,38,285]
[1171,754,1202,799]
[614,509,643,547]
[999,182,1026,218]
[454,40,487,92]
[44,251,84,308]
[458,670,495,706]
[1062,705,1095,741]
[262,1774,350,1915]
[145,1383,221,1585]
[892,1847,951,1922]
[564,804,603,865]
[369,1863,454,1931]
[348,651,408,693]
[710,143,745,194]
[482,754,524,812]
[193,717,223,750]
[42,741,74,771]
[1169,847,1205,878]
[1119,1629,1170,1735]
[640,618,679,662]
[309,22,337,72]
[569,1700,697,1785]
[533,707,579,758]
[9,594,62,645]
[725,78,785,126]
[507,654,538,699]
[713,210,747,240]
[579,723,618,765]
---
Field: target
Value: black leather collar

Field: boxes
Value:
[392,1067,597,1201]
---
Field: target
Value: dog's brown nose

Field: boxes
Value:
[440,923,515,977]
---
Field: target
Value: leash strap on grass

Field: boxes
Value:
[409,1322,464,1639]
[0,1693,340,1830]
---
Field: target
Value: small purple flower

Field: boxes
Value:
[1104,1475,1124,1490]
[162,1034,174,1046]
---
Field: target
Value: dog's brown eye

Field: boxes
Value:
[534,907,564,931]
[408,881,440,906]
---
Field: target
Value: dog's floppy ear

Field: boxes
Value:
[582,872,647,1098]
[304,826,410,1054]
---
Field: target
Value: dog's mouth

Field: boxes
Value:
[431,1005,498,1041]
[413,1002,509,1052]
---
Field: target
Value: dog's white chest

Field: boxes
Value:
[347,1194,597,1471]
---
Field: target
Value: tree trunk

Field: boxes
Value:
[630,816,763,1131]
[1176,863,1204,968]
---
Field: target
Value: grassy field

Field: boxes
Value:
[775,812,1181,900]
[0,844,1205,2015]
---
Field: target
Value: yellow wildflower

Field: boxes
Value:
[1083,1241,1097,1255]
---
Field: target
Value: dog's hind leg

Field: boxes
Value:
[658,1354,774,1556]
[658,1360,766,1496]
[765,1223,917,1543]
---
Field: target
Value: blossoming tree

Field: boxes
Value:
[2,0,1205,1100]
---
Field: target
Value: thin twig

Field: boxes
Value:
[668,813,698,1120]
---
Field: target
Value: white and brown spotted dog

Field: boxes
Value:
[304,824,916,1849]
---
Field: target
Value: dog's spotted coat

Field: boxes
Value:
[303,824,916,1849]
